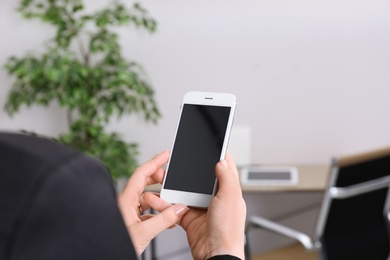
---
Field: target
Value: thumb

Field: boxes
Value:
[131,204,189,255]
[215,158,241,197]
[141,204,189,239]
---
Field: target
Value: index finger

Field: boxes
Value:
[121,150,169,198]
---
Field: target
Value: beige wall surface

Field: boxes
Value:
[1,0,390,258]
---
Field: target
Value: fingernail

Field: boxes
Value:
[160,149,169,155]
[220,159,228,168]
[174,204,189,216]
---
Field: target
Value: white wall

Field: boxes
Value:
[122,0,390,166]
[1,0,390,165]
[1,0,390,258]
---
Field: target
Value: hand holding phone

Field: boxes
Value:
[160,91,236,208]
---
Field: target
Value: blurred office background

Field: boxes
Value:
[1,0,390,259]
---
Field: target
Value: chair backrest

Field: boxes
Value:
[315,147,390,260]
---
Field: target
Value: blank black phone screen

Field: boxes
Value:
[164,104,231,194]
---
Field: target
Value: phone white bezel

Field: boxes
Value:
[160,91,236,208]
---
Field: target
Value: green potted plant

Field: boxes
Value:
[4,0,161,180]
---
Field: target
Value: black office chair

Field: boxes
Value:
[245,147,390,260]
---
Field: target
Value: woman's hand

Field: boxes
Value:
[180,152,247,260]
[117,150,189,255]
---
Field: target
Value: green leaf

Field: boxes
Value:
[73,4,83,13]
[5,0,160,180]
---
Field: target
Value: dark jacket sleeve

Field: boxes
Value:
[0,133,137,260]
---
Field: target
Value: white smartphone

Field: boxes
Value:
[160,91,236,208]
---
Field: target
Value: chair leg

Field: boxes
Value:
[244,224,252,259]
[244,233,250,259]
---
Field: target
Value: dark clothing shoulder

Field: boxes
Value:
[0,133,136,260]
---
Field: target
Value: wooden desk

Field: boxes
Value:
[144,164,330,193]
[144,165,330,259]
[241,164,330,192]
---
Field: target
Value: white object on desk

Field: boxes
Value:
[240,166,298,186]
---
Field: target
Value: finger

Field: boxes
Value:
[139,192,161,213]
[140,213,177,229]
[138,204,189,240]
[140,214,155,221]
[143,192,172,212]
[132,150,169,187]
[142,193,183,228]
[215,152,241,196]
[118,151,169,224]
[224,151,240,179]
[179,207,206,230]
[121,150,169,198]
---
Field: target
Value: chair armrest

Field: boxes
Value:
[330,176,390,199]
[247,216,321,251]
